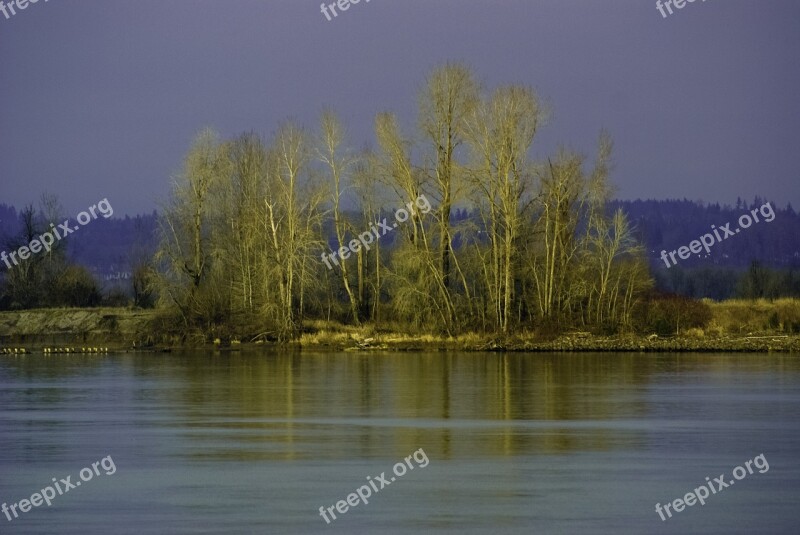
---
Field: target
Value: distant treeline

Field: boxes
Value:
[1,198,797,273]
[613,198,800,269]
[1,196,796,305]
[615,198,800,300]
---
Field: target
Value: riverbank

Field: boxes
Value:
[0,307,158,351]
[0,302,798,353]
[298,329,800,353]
[296,316,800,352]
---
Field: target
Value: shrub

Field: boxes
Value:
[53,266,102,307]
[634,294,712,336]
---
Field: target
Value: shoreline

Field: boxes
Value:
[292,332,800,353]
[0,307,798,354]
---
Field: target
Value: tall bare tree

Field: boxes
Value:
[318,111,361,324]
[260,123,325,339]
[225,133,268,313]
[157,128,231,329]
[375,112,456,333]
[465,85,542,332]
[419,63,479,295]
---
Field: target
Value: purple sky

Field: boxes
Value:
[1,0,798,215]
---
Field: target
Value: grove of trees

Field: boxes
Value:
[155,64,653,341]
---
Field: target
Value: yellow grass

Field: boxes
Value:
[708,298,800,335]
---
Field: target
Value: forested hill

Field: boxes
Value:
[611,198,800,269]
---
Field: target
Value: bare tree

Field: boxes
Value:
[260,123,325,339]
[418,63,479,295]
[352,148,386,322]
[318,110,361,324]
[225,133,268,313]
[156,128,230,328]
[465,85,542,332]
[374,112,457,333]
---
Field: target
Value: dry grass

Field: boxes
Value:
[708,298,800,335]
[301,300,800,346]
[299,319,495,348]
[683,327,706,338]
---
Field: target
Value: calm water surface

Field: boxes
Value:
[1,351,798,534]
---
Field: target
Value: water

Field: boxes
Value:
[1,351,798,534]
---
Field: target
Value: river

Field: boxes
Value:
[1,351,798,534]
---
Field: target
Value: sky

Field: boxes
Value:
[0,0,798,216]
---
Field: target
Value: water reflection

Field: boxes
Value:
[9,351,780,462]
[1,351,799,534]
